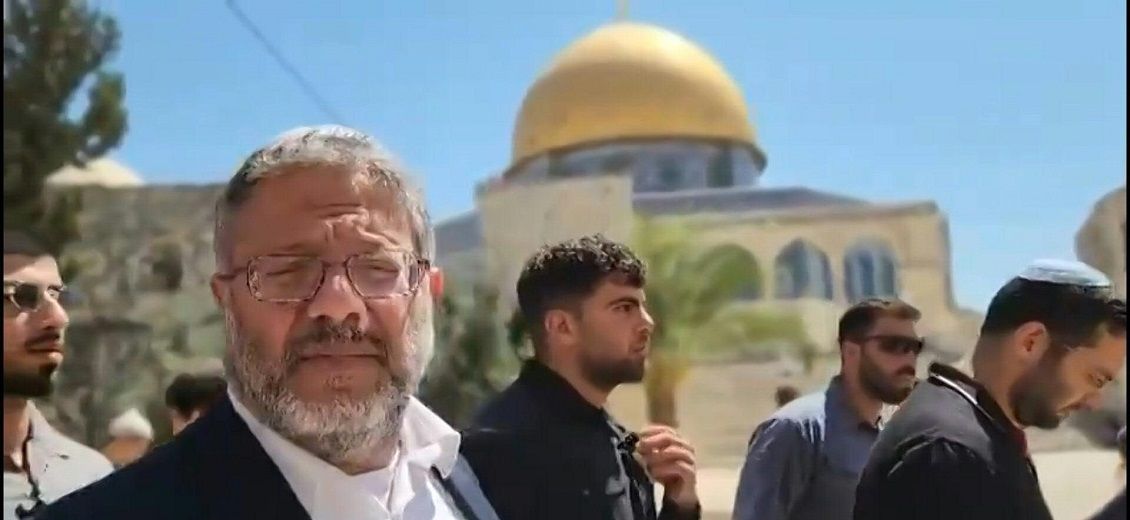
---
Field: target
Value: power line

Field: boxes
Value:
[224,0,348,125]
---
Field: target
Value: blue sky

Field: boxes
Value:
[97,0,1125,311]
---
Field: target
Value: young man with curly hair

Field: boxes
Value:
[462,235,702,520]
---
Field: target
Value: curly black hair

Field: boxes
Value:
[516,234,646,348]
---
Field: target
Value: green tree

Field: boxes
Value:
[4,0,128,254]
[634,217,813,426]
[419,284,516,429]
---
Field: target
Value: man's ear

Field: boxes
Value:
[428,267,444,301]
[210,275,229,308]
[1013,321,1050,361]
[544,308,578,345]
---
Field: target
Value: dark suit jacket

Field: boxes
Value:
[37,396,499,520]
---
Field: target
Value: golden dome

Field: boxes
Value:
[511,22,761,167]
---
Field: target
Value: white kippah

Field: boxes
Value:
[107,408,154,440]
[1017,259,1111,288]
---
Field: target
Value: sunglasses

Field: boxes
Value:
[864,335,925,356]
[2,282,68,313]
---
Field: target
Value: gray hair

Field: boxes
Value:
[213,125,434,269]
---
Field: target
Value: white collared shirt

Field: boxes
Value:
[3,402,114,520]
[230,391,464,520]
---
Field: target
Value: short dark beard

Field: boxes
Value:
[1010,350,1068,429]
[580,355,646,391]
[858,352,914,405]
[3,365,57,398]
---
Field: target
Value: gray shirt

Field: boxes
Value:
[3,402,113,520]
[732,377,880,520]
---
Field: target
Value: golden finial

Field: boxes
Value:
[616,0,629,20]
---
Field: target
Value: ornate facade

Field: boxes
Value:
[436,21,981,355]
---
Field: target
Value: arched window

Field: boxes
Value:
[844,238,899,302]
[706,144,734,188]
[774,239,834,300]
[656,159,683,191]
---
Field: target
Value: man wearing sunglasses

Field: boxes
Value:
[3,230,113,520]
[854,260,1126,520]
[733,298,923,520]
[38,126,498,520]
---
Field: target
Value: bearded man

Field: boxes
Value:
[39,126,499,520]
[3,230,113,520]
[461,235,702,520]
[733,298,923,520]
[854,260,1126,520]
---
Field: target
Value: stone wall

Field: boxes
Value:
[1073,185,1127,445]
[1076,186,1126,298]
[477,175,635,311]
[43,184,227,445]
[675,202,980,353]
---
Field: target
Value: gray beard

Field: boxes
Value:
[222,312,419,468]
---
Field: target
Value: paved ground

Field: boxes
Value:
[688,450,1122,520]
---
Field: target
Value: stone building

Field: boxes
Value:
[436,21,982,353]
[1074,185,1127,442]
[1076,185,1126,298]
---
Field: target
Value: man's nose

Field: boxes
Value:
[641,307,656,332]
[36,292,69,330]
[305,266,368,327]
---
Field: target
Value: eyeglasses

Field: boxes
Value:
[218,251,430,303]
[2,282,68,313]
[864,335,925,356]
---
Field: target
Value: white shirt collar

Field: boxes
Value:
[228,390,462,519]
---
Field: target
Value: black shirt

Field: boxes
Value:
[460,361,700,520]
[853,363,1054,520]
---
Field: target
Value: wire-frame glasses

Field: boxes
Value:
[218,250,429,303]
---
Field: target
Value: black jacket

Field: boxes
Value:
[461,361,699,520]
[853,363,1053,520]
[36,396,499,520]
[1088,488,1126,520]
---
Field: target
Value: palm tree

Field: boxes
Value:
[634,217,813,427]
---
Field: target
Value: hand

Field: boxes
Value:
[636,425,699,512]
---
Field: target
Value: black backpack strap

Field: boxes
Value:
[431,456,500,520]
